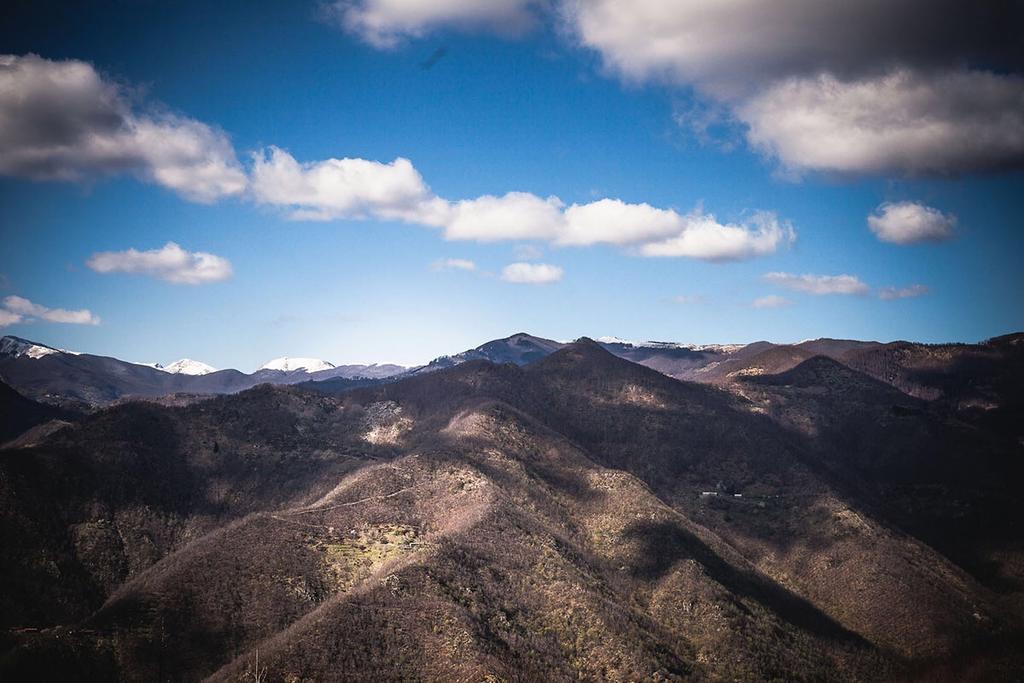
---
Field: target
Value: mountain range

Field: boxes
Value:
[0,336,407,408]
[3,331,1021,413]
[1,331,1023,680]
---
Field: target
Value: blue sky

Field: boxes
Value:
[1,1,1022,369]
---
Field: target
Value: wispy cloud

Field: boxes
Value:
[324,0,544,48]
[86,242,233,285]
[764,272,869,295]
[513,244,544,260]
[669,294,704,304]
[0,309,23,327]
[752,295,791,309]
[879,284,929,300]
[431,258,477,272]
[500,262,563,284]
[2,295,99,325]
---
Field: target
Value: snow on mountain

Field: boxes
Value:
[260,357,336,373]
[0,335,75,359]
[596,336,635,345]
[597,336,745,354]
[597,336,693,349]
[686,343,747,353]
[162,359,217,375]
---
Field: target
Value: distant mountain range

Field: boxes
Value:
[2,335,1022,680]
[0,336,408,406]
[4,331,1021,411]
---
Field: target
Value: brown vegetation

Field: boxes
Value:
[2,338,1023,680]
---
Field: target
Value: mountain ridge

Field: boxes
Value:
[3,338,1022,679]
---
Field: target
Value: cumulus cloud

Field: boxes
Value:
[2,295,99,325]
[86,242,233,284]
[563,1,1024,175]
[564,1,1021,94]
[868,201,956,244]
[752,295,791,309]
[739,70,1024,176]
[248,146,446,223]
[637,211,794,261]
[0,54,247,201]
[253,148,794,261]
[431,258,477,272]
[331,0,1024,175]
[560,199,683,246]
[0,309,23,327]
[444,192,564,241]
[500,262,563,284]
[326,0,544,48]
[879,284,930,300]
[764,272,869,295]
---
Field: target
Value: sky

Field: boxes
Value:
[1,0,1022,369]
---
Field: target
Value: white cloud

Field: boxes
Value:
[500,262,563,284]
[327,0,544,48]
[0,310,23,327]
[638,211,794,261]
[764,272,869,295]
[249,146,444,223]
[563,2,1024,175]
[2,295,99,325]
[670,294,704,305]
[0,54,246,202]
[564,2,1017,93]
[739,70,1024,176]
[252,147,794,261]
[431,258,477,272]
[879,284,929,300]
[867,201,956,244]
[560,198,683,246]
[444,192,564,241]
[513,244,544,260]
[329,2,1024,174]
[752,295,791,309]
[86,242,233,285]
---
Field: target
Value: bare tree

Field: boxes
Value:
[244,648,268,683]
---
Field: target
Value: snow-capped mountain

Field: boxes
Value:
[0,336,75,359]
[411,333,566,375]
[260,357,336,373]
[596,336,745,353]
[162,359,217,375]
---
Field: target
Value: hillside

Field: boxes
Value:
[2,340,1022,680]
[0,380,80,443]
[0,335,406,407]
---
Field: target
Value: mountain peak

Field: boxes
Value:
[746,354,885,391]
[260,357,336,373]
[531,336,622,370]
[162,358,217,376]
[572,336,602,347]
[0,335,67,359]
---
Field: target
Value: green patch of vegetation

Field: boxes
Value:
[318,524,421,591]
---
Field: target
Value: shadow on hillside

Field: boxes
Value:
[623,520,864,644]
[87,589,241,681]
